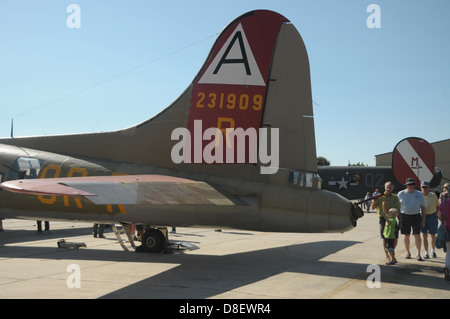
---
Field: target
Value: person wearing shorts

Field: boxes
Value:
[384,208,399,265]
[372,181,400,263]
[420,181,439,258]
[398,178,426,261]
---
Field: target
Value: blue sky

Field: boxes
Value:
[0,1,449,166]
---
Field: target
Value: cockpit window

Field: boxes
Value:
[288,170,322,189]
[6,157,44,180]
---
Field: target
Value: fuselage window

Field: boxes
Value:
[288,170,322,189]
[6,157,44,180]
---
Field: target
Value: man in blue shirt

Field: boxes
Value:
[398,178,426,261]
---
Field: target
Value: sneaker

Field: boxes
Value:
[417,255,424,261]
[424,252,430,259]
[432,252,437,258]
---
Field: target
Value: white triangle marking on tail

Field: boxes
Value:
[198,23,266,86]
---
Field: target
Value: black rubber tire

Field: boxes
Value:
[141,229,165,253]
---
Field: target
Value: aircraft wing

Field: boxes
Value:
[0,175,239,206]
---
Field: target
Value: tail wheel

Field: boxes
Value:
[142,229,166,253]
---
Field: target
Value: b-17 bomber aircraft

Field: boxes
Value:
[0,10,364,253]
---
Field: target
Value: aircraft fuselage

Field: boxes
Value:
[0,143,360,233]
[318,165,442,200]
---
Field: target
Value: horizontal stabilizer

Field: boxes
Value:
[0,175,239,206]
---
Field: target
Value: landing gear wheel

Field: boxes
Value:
[141,229,166,253]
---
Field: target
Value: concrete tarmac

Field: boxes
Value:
[0,211,449,299]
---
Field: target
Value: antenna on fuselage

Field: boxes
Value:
[10,118,13,138]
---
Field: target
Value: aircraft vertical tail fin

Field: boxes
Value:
[392,137,436,186]
[180,10,317,175]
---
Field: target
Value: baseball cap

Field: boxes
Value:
[421,181,430,188]
[405,178,415,185]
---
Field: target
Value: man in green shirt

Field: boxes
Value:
[372,181,401,263]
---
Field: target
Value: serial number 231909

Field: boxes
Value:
[195,92,263,111]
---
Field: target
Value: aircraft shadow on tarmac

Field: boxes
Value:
[100,240,364,298]
[1,234,449,298]
[98,242,450,298]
